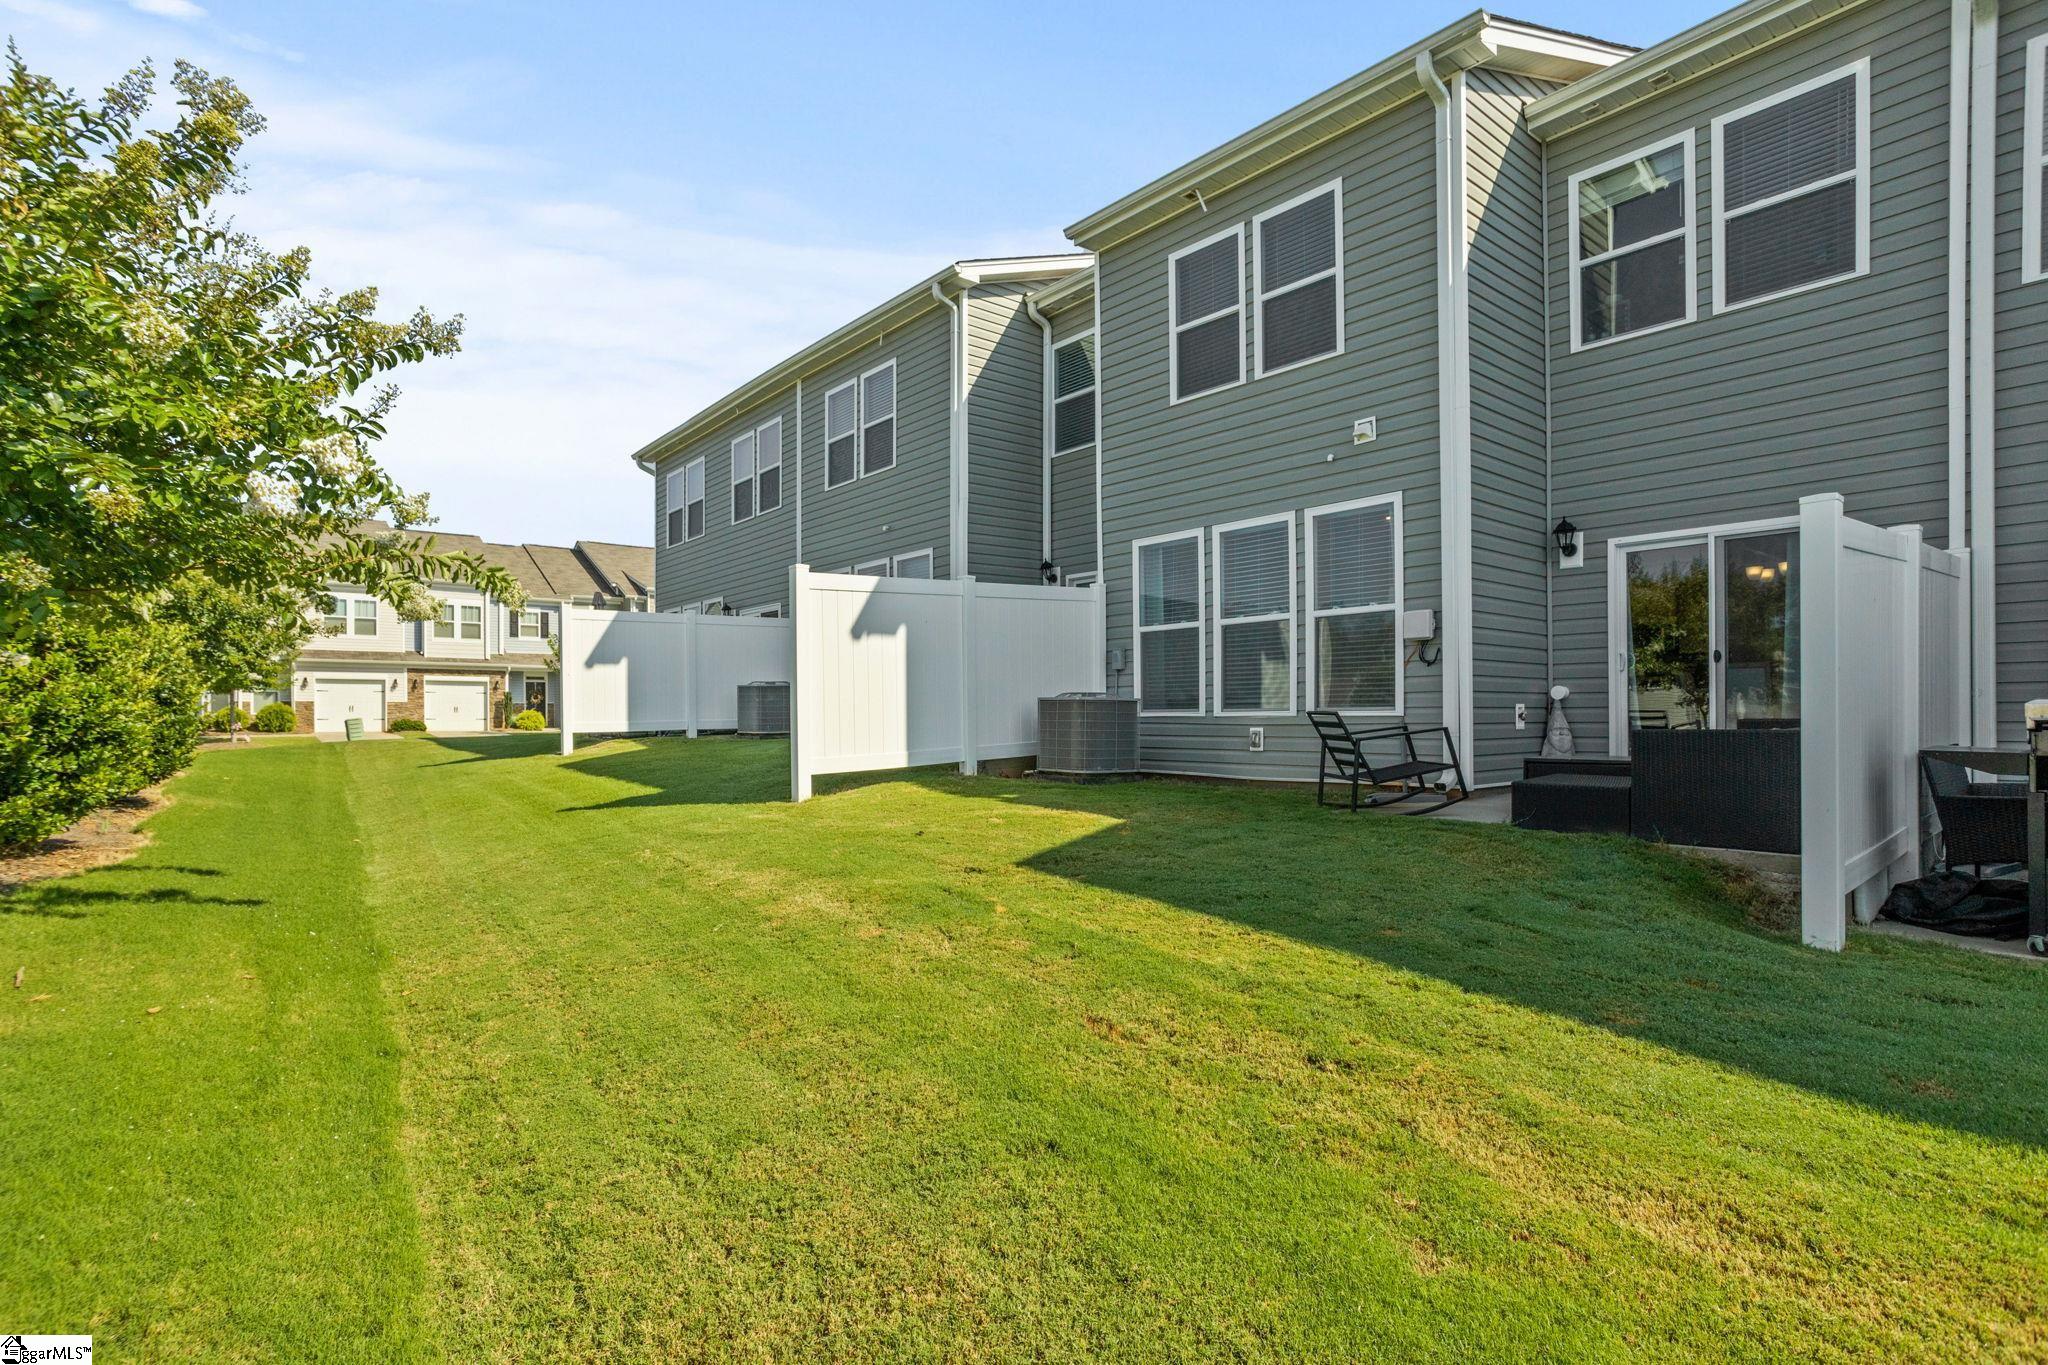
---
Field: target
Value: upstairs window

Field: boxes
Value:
[1713,61,1868,311]
[1571,134,1694,349]
[664,466,686,546]
[321,595,346,632]
[2026,34,2048,284]
[1307,495,1401,714]
[459,604,482,640]
[1052,333,1097,453]
[1134,530,1204,715]
[433,601,455,639]
[825,380,859,488]
[731,429,756,524]
[757,416,784,512]
[1213,514,1295,716]
[684,457,705,540]
[350,598,376,637]
[514,608,551,639]
[1254,182,1343,375]
[860,361,896,476]
[1169,226,1245,402]
[891,548,933,579]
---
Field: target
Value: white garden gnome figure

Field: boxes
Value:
[1540,684,1576,758]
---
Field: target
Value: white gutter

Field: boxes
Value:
[1967,0,1998,742]
[1946,0,1970,553]
[1025,296,1055,565]
[931,281,968,579]
[1419,53,1475,772]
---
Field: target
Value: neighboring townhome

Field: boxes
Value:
[1065,13,1628,783]
[633,255,1092,613]
[1033,266,1102,589]
[273,524,653,735]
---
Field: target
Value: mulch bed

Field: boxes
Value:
[0,785,169,894]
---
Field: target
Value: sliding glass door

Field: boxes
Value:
[1612,523,1799,749]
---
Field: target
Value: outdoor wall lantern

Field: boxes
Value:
[1553,517,1583,569]
[1040,559,1059,585]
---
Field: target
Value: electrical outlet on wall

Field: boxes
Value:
[1248,726,1265,752]
[1514,703,1528,731]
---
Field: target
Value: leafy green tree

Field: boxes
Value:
[0,48,522,638]
[157,575,305,739]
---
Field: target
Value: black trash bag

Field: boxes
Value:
[1879,871,2030,939]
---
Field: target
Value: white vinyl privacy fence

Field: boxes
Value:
[557,607,793,754]
[788,566,1105,800]
[1799,493,1971,950]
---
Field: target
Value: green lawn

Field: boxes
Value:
[3,736,2044,1360]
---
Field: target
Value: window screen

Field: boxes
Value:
[1137,534,1203,713]
[1574,138,1691,345]
[1215,517,1293,714]
[825,382,858,488]
[757,417,783,512]
[1053,334,1096,452]
[1309,500,1399,712]
[731,430,756,524]
[1171,231,1243,400]
[1717,68,1863,307]
[1256,185,1341,373]
[861,362,896,476]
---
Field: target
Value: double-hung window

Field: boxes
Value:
[1213,514,1295,716]
[433,600,455,640]
[1134,530,1204,715]
[682,458,705,540]
[891,548,933,579]
[1052,333,1096,453]
[321,595,347,632]
[1712,60,1868,311]
[1306,495,1402,714]
[825,380,859,488]
[459,604,482,640]
[514,608,550,639]
[1570,134,1694,349]
[731,429,757,524]
[2025,34,2048,284]
[860,361,896,476]
[1253,181,1343,375]
[1168,225,1245,402]
[350,598,376,637]
[852,556,891,576]
[756,416,783,512]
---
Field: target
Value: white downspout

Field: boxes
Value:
[1947,0,1971,554]
[1025,296,1055,567]
[931,280,967,579]
[1419,53,1475,773]
[1968,0,1999,742]
[793,377,804,564]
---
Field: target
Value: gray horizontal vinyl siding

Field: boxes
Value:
[1996,0,2048,740]
[964,282,1048,584]
[1545,0,1955,756]
[1049,295,1098,579]
[1098,95,1444,781]
[1466,70,1562,783]
[799,307,954,578]
[652,389,799,613]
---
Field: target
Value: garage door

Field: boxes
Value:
[425,679,488,732]
[313,679,385,734]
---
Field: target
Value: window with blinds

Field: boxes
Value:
[1713,62,1867,310]
[684,457,705,540]
[861,361,896,476]
[664,466,688,546]
[1169,227,1244,401]
[1214,515,1295,715]
[1572,135,1693,348]
[1052,333,1096,453]
[2026,34,2048,284]
[1254,182,1342,375]
[825,381,858,488]
[756,416,783,512]
[1135,531,1204,714]
[892,549,933,579]
[730,429,756,524]
[1307,496,1401,714]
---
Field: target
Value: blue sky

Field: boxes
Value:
[5,0,1721,547]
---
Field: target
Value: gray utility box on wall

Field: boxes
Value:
[1036,693,1139,780]
[736,681,790,737]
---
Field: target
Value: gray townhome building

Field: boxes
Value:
[634,256,1092,614]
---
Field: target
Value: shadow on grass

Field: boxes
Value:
[2,884,266,917]
[555,736,794,811]
[418,734,562,766]
[890,771,2048,1150]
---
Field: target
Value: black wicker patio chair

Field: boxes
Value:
[1307,711,1469,814]
[1920,753,2027,875]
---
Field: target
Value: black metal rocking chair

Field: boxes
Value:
[1307,710,1470,814]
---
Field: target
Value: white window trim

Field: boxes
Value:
[664,467,686,548]
[859,358,898,479]
[755,415,785,513]
[1252,179,1345,378]
[890,548,934,579]
[1567,132,1697,353]
[1063,570,1099,589]
[1132,528,1207,717]
[1710,58,1871,315]
[739,602,782,617]
[730,429,757,524]
[2025,34,2048,285]
[698,597,725,616]
[852,557,891,576]
[1304,493,1405,718]
[684,456,706,541]
[433,599,456,640]
[1167,223,1246,405]
[823,379,860,489]
[1051,329,1098,455]
[459,603,483,641]
[1211,512,1297,718]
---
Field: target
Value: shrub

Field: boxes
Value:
[207,706,253,733]
[509,709,545,731]
[252,702,298,733]
[390,717,427,732]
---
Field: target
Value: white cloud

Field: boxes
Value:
[0,0,103,36]
[126,0,205,19]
